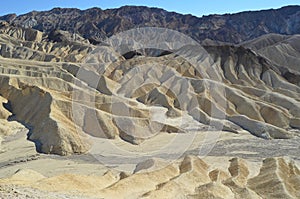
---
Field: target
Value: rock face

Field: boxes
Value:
[242,33,300,86]
[0,94,26,150]
[1,6,300,44]
[248,157,300,198]
[0,77,91,155]
[0,24,92,63]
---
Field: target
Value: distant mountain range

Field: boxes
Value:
[1,5,300,44]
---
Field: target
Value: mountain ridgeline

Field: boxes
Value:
[1,5,300,44]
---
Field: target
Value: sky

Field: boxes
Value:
[0,0,299,17]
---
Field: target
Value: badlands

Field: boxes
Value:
[0,5,299,199]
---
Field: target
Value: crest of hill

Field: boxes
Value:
[1,5,300,44]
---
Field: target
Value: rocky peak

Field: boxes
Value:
[0,13,17,23]
[1,5,299,44]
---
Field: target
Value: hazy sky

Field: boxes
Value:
[0,0,299,16]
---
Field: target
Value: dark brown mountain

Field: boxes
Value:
[1,5,300,44]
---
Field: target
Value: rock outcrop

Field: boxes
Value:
[0,156,299,199]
